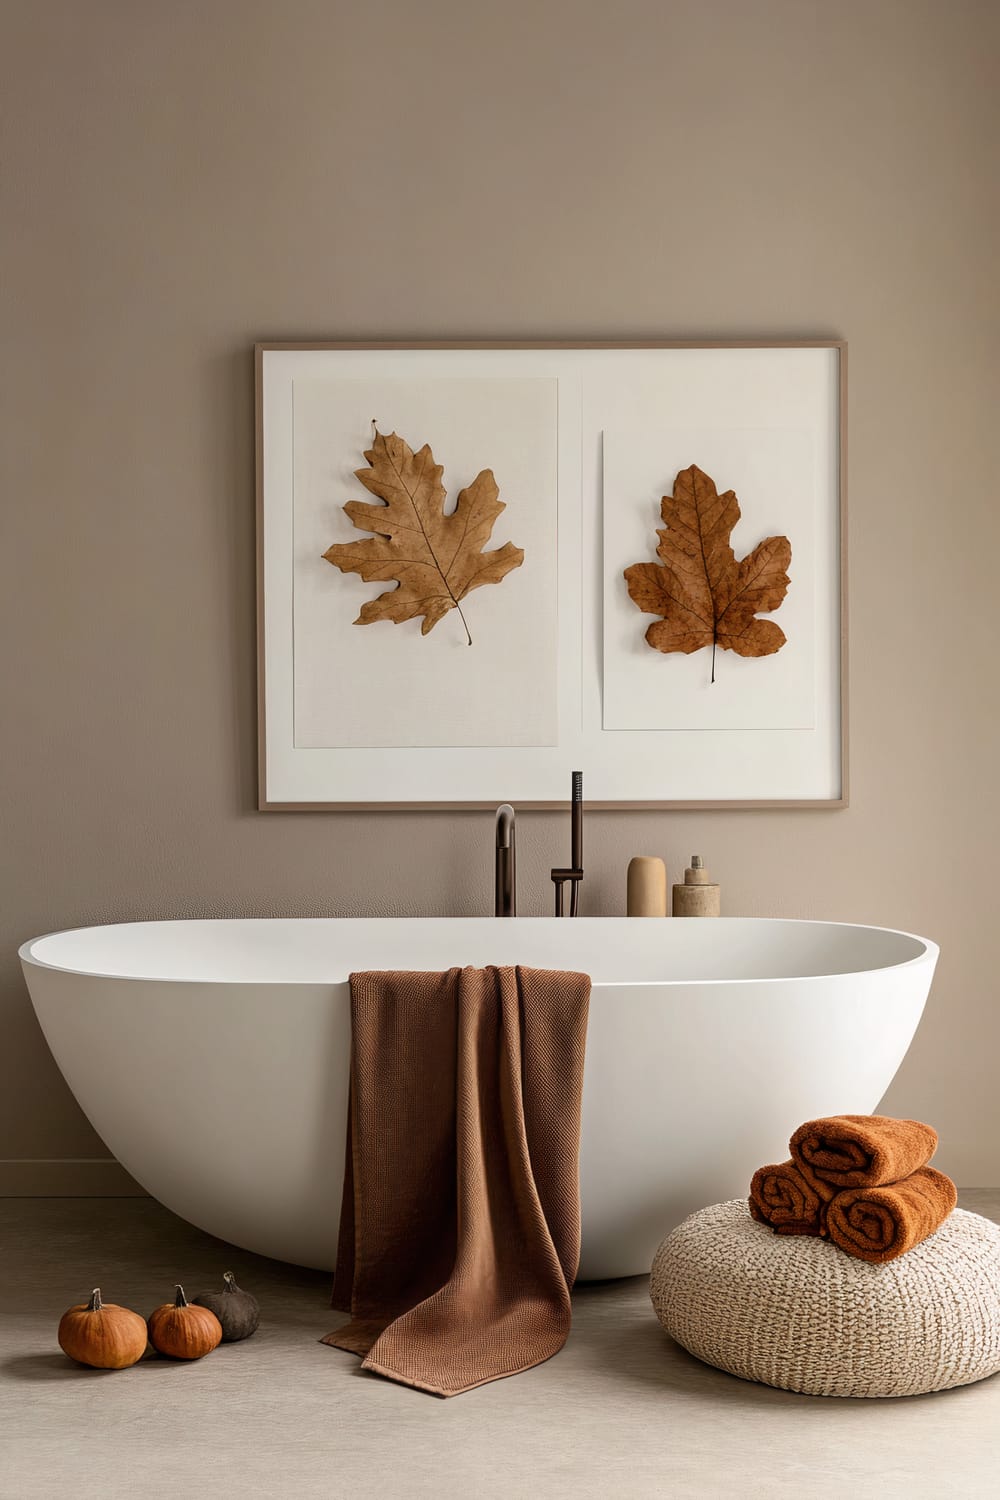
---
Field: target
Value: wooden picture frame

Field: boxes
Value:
[256,339,847,810]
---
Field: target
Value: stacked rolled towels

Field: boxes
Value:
[749,1114,957,1264]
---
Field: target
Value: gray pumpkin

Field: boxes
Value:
[193,1272,259,1342]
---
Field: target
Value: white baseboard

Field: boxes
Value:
[0,1159,148,1196]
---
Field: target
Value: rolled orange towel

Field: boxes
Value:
[749,1160,836,1236]
[824,1166,958,1263]
[790,1114,938,1189]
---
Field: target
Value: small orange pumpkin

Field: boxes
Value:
[58,1287,148,1370]
[147,1284,222,1360]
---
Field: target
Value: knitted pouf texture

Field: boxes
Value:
[650,1199,1000,1397]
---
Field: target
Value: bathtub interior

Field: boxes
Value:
[23,916,931,987]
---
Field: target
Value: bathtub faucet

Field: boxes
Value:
[495,804,516,917]
[550,771,584,917]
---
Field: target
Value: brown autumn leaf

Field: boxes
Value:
[623,464,791,681]
[322,429,524,644]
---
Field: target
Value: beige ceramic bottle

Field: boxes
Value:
[672,855,721,917]
[627,856,668,917]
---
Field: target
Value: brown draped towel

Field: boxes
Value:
[790,1114,938,1190]
[824,1166,958,1264]
[749,1159,836,1236]
[322,965,591,1397]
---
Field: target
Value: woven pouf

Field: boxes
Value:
[650,1199,1000,1397]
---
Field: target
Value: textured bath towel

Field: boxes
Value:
[322,965,591,1397]
[790,1114,938,1189]
[749,1159,836,1236]
[824,1166,958,1263]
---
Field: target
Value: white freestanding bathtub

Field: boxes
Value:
[20,917,937,1279]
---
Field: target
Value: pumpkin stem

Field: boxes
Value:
[88,1288,102,1312]
[174,1284,189,1307]
[223,1272,237,1293]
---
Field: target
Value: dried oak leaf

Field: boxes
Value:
[623,464,791,680]
[322,429,524,644]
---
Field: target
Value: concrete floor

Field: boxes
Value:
[2,1192,999,1499]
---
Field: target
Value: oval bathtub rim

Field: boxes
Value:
[18,916,940,990]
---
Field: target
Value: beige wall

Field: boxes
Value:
[2,0,998,1185]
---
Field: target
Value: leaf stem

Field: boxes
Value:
[711,637,716,684]
[455,600,472,646]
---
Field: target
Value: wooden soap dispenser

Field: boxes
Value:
[672,855,721,917]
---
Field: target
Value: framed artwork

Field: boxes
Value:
[256,340,846,809]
